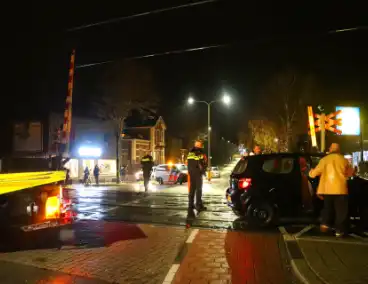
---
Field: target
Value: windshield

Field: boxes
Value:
[232,158,248,174]
[211,167,219,171]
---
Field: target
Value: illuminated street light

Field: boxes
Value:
[187,93,232,181]
[223,94,231,105]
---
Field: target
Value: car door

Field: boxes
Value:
[261,155,301,216]
[155,165,166,181]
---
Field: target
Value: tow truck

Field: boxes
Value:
[0,170,73,233]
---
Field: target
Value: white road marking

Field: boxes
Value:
[162,228,200,283]
[297,236,368,246]
[186,229,199,243]
[294,224,315,238]
[278,226,295,241]
[162,264,180,284]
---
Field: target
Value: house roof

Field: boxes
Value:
[124,116,166,129]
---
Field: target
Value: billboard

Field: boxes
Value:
[336,106,360,136]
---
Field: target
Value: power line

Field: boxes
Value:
[76,43,225,69]
[75,26,367,69]
[67,0,220,32]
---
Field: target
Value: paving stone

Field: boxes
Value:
[0,221,188,283]
[173,229,292,284]
[298,239,368,284]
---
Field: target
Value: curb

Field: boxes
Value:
[279,227,326,284]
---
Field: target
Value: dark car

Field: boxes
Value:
[226,153,368,227]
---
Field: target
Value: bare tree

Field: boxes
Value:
[95,61,159,183]
[260,70,317,151]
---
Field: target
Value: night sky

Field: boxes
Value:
[8,1,368,151]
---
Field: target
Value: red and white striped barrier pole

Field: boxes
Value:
[62,50,76,157]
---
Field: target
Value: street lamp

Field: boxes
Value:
[223,94,231,105]
[187,94,231,181]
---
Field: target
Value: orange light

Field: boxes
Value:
[307,106,317,147]
[168,161,173,167]
[45,196,60,219]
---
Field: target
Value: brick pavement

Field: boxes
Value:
[0,221,189,284]
[298,239,368,284]
[173,229,292,284]
[0,260,109,284]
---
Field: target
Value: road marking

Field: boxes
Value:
[163,228,200,283]
[162,264,180,284]
[186,229,199,243]
[297,236,368,246]
[278,226,295,241]
[294,224,315,238]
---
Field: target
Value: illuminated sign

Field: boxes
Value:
[78,147,102,157]
[336,106,360,135]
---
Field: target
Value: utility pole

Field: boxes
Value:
[207,103,211,182]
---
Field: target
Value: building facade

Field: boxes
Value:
[48,113,117,182]
[9,113,117,181]
[122,116,166,172]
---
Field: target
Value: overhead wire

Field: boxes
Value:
[75,26,367,69]
[76,44,226,69]
[67,0,221,32]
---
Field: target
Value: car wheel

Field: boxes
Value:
[246,202,276,227]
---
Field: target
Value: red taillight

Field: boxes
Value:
[238,178,252,190]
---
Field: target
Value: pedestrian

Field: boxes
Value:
[83,167,90,185]
[187,140,207,211]
[141,152,154,193]
[93,165,100,185]
[309,143,354,237]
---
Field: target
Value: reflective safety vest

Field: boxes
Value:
[141,157,151,162]
[187,152,204,161]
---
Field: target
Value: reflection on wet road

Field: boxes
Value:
[70,187,244,230]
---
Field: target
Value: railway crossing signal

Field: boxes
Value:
[308,106,343,152]
[314,110,343,135]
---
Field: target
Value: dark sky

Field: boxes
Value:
[13,1,368,143]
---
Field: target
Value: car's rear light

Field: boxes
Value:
[238,178,252,190]
[45,196,60,219]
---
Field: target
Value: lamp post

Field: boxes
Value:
[188,94,231,181]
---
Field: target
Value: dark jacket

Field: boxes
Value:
[187,147,207,175]
[141,155,154,172]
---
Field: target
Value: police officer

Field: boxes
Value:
[187,141,207,211]
[141,152,154,193]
